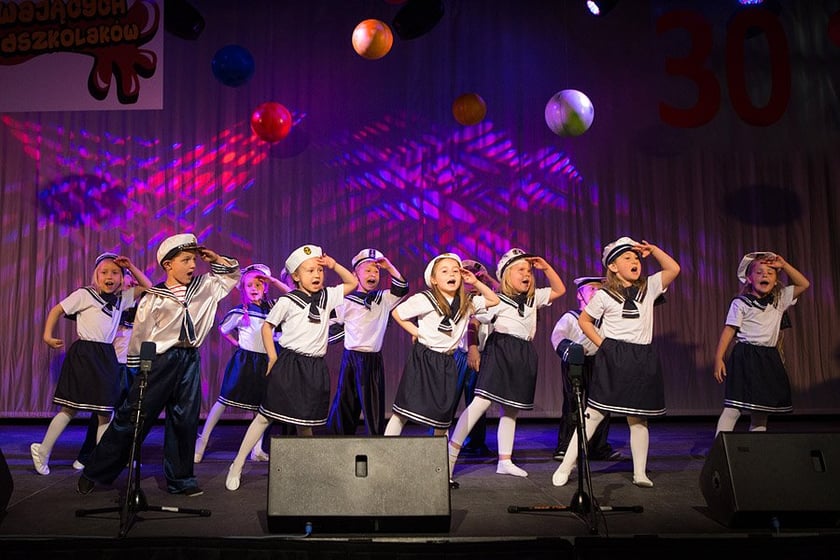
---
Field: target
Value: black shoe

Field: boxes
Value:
[77,475,95,495]
[449,480,460,490]
[178,486,204,497]
[552,448,566,461]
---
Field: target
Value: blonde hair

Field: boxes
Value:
[238,270,269,327]
[90,258,124,292]
[500,260,536,299]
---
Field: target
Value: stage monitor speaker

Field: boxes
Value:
[699,432,840,528]
[0,448,13,513]
[267,436,450,533]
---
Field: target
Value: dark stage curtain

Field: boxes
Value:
[1,1,837,418]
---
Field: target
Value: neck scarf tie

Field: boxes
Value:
[622,285,640,319]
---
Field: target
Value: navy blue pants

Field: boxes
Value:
[83,348,202,493]
[327,349,387,435]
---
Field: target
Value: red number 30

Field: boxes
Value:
[657,9,791,128]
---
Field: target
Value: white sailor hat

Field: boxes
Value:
[737,251,777,284]
[242,263,271,277]
[94,252,119,268]
[573,276,604,289]
[157,233,201,266]
[602,236,640,267]
[461,259,488,278]
[285,244,322,275]
[352,248,384,270]
[424,252,462,288]
[496,248,534,282]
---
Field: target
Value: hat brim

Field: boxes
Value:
[497,253,535,282]
[160,243,203,265]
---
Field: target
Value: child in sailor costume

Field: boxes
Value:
[327,249,409,436]
[552,237,680,489]
[32,253,149,476]
[225,245,357,491]
[77,234,240,496]
[713,252,810,435]
[194,264,290,463]
[385,253,499,448]
[551,276,618,462]
[448,249,566,482]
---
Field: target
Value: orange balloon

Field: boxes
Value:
[352,19,394,60]
[452,93,487,126]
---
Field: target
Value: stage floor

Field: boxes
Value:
[2,417,839,557]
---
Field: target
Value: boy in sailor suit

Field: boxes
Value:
[78,234,240,496]
[327,249,409,436]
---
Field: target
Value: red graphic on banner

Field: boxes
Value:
[0,0,160,104]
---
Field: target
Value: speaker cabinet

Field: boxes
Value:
[700,432,840,528]
[267,436,451,533]
[0,448,12,513]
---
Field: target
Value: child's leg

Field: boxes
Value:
[628,416,653,487]
[95,412,110,443]
[226,414,271,491]
[552,407,604,486]
[715,407,741,436]
[384,412,408,436]
[31,407,77,474]
[195,401,226,462]
[748,412,768,432]
[447,397,492,479]
[496,408,527,477]
[249,412,270,461]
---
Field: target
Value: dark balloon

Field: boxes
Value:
[212,45,255,88]
[392,0,444,40]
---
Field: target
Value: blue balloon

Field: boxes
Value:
[211,45,255,87]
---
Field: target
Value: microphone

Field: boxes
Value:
[562,343,585,384]
[139,341,156,374]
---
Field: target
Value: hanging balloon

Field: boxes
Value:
[211,44,255,87]
[392,0,444,40]
[544,90,595,137]
[352,19,394,60]
[452,93,487,126]
[251,102,293,142]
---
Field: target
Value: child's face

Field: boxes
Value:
[95,260,123,293]
[164,251,198,286]
[577,283,599,308]
[505,260,533,294]
[746,262,778,296]
[242,271,267,303]
[355,262,380,292]
[431,258,462,296]
[608,251,641,285]
[292,257,324,294]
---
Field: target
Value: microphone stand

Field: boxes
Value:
[76,342,210,537]
[507,344,641,533]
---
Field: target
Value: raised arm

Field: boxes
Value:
[637,241,680,288]
[114,256,152,297]
[320,255,358,296]
[769,255,810,299]
[460,267,500,308]
[527,256,566,302]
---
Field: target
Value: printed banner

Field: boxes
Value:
[0,0,163,111]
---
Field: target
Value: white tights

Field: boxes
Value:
[715,407,768,436]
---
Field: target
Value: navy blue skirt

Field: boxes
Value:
[392,343,458,429]
[474,332,538,409]
[53,340,120,413]
[724,342,793,414]
[587,338,666,417]
[217,348,269,411]
[259,347,330,426]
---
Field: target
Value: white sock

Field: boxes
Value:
[496,459,527,477]
[628,416,649,482]
[39,409,75,458]
[384,414,406,436]
[715,407,741,436]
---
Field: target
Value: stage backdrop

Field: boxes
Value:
[1,0,838,419]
